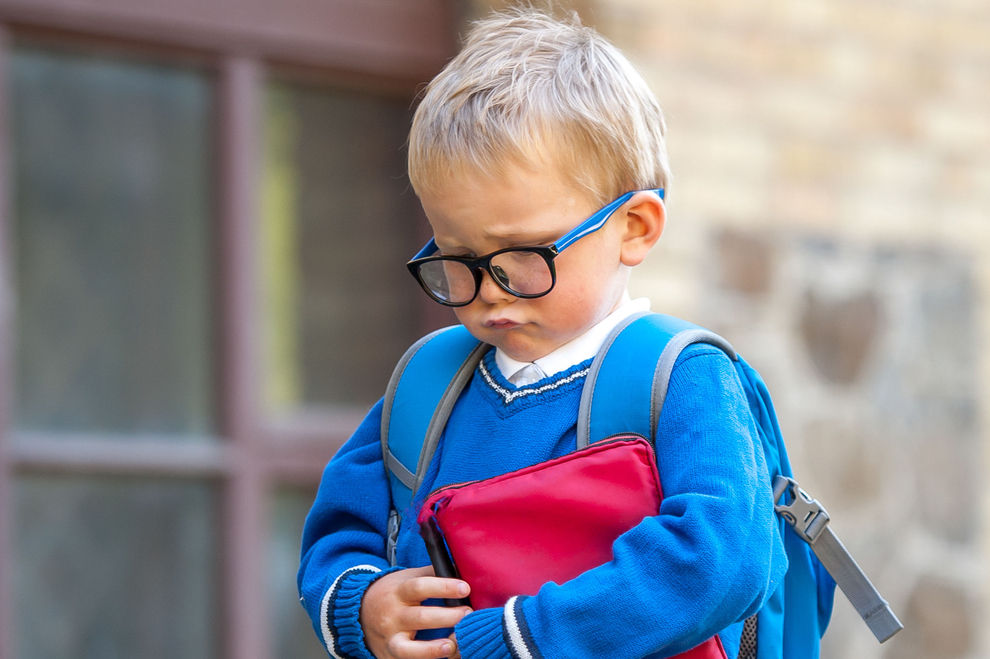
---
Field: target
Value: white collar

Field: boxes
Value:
[495,295,651,386]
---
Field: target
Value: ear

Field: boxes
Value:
[618,190,665,266]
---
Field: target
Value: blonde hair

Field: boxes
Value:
[408,8,671,203]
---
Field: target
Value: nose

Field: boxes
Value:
[476,268,514,304]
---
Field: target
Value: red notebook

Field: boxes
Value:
[418,436,726,659]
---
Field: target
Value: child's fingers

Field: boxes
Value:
[397,604,472,632]
[386,634,457,659]
[396,573,471,604]
[404,565,436,578]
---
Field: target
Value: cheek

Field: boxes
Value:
[548,254,624,320]
[554,235,617,282]
[452,304,492,337]
[452,305,476,327]
[551,257,606,302]
[538,281,599,330]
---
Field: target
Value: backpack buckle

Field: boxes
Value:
[773,476,830,544]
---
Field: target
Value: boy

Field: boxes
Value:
[299,9,786,659]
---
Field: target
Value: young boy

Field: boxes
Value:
[299,9,786,659]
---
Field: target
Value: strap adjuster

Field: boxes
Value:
[773,476,830,543]
[772,476,903,643]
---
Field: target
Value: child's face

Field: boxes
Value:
[418,165,633,362]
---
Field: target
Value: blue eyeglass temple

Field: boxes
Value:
[411,188,664,260]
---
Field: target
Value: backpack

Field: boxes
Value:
[380,311,901,657]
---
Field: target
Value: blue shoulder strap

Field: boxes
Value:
[576,312,735,448]
[578,312,899,650]
[381,315,899,647]
[381,325,486,513]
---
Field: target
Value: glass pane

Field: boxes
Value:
[261,81,421,413]
[12,475,218,659]
[270,486,327,659]
[10,47,215,437]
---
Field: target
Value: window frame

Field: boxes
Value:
[0,2,454,657]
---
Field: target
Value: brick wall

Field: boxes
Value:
[465,2,990,657]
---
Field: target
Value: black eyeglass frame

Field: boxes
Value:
[406,188,664,307]
[406,245,560,307]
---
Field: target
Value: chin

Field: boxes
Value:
[499,338,556,363]
[484,335,534,361]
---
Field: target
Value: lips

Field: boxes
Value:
[485,319,519,330]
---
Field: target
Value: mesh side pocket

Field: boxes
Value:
[738,615,758,659]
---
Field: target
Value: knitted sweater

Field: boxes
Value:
[298,345,787,659]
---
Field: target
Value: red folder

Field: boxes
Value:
[418,436,726,659]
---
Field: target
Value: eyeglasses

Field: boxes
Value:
[406,188,664,307]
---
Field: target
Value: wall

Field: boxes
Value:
[466,1,990,657]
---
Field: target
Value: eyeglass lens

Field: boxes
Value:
[416,250,553,304]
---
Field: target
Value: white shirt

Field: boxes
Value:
[495,295,652,387]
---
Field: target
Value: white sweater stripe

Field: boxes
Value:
[320,564,381,658]
[503,596,536,659]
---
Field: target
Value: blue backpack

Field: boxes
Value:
[381,312,901,657]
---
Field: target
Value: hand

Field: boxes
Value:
[361,566,472,659]
[447,633,461,659]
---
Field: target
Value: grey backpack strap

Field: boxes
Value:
[381,330,441,498]
[381,326,487,565]
[576,311,651,449]
[579,311,902,644]
[774,477,903,642]
[577,312,734,449]
[648,328,736,428]
[411,341,489,496]
[381,326,486,511]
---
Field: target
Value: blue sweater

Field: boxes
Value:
[299,345,787,659]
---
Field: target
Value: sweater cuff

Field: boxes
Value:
[456,596,539,659]
[321,565,400,659]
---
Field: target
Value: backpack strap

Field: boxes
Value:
[579,311,901,645]
[381,315,901,644]
[381,325,487,513]
[577,312,735,448]
[773,477,903,643]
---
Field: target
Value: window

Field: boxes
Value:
[259,77,422,658]
[0,2,452,658]
[269,486,326,659]
[9,45,218,657]
[261,80,419,415]
[12,47,215,438]
[14,476,219,657]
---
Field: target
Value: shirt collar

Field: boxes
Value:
[495,295,651,386]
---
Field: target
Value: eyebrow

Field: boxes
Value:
[434,230,560,255]
[481,227,561,247]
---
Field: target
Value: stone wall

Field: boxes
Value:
[464,1,990,657]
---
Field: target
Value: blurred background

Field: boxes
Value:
[0,0,985,658]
